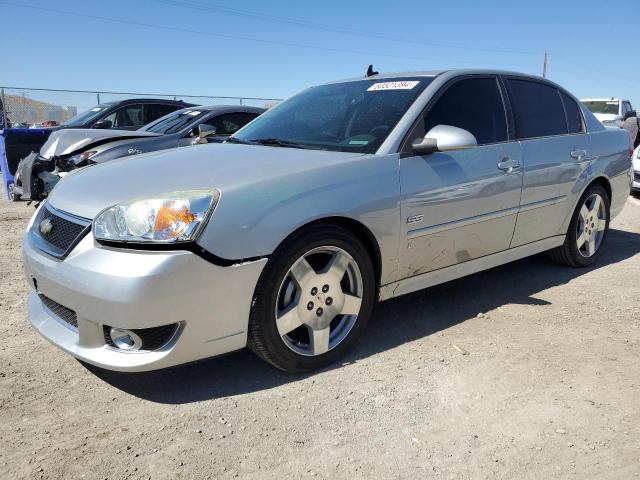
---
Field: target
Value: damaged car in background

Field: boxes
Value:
[13,106,264,201]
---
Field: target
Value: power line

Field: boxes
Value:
[0,1,536,68]
[151,0,540,56]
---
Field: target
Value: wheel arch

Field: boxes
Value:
[589,176,612,202]
[274,216,383,288]
[561,175,613,234]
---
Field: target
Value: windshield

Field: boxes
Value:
[142,108,209,134]
[231,77,431,153]
[62,103,115,126]
[582,100,619,115]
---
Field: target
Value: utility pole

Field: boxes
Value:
[543,51,548,78]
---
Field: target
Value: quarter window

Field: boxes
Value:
[507,79,567,139]
[102,104,145,128]
[423,78,508,145]
[560,92,584,134]
[144,104,181,124]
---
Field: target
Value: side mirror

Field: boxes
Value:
[624,110,637,120]
[412,125,477,155]
[195,124,217,144]
[93,119,113,129]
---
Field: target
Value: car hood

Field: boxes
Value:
[40,128,161,159]
[47,143,368,219]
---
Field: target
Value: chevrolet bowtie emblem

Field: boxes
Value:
[39,218,54,235]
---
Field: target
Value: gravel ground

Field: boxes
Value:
[0,195,639,480]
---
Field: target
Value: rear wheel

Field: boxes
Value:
[248,225,375,372]
[549,183,610,267]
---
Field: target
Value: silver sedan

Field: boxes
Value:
[23,69,632,373]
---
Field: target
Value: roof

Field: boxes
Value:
[172,105,265,115]
[330,68,556,85]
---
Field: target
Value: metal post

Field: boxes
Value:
[0,88,6,129]
[543,51,548,79]
[97,92,101,104]
[240,97,243,106]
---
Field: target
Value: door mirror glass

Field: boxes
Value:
[93,119,113,129]
[412,125,477,155]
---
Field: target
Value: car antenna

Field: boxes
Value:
[366,64,379,77]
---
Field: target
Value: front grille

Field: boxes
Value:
[103,324,179,351]
[32,204,90,258]
[38,294,78,329]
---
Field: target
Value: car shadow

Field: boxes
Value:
[87,228,640,404]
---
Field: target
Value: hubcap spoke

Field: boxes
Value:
[341,294,362,316]
[597,219,607,232]
[580,205,590,223]
[587,237,596,256]
[325,250,350,280]
[310,326,331,355]
[576,231,587,249]
[276,305,303,335]
[590,195,602,216]
[289,257,315,287]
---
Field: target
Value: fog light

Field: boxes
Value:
[109,328,143,351]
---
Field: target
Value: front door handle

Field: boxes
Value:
[497,158,521,173]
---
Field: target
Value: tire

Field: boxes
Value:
[549,183,610,267]
[248,224,375,373]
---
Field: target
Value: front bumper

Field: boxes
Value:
[23,231,267,372]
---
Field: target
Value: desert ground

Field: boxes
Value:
[1,196,639,479]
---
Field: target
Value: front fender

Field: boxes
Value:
[197,153,402,284]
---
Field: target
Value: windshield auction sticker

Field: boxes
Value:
[367,81,420,91]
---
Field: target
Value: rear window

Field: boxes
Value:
[507,79,567,139]
[560,92,584,134]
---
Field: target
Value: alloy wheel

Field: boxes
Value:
[576,193,607,258]
[275,246,364,356]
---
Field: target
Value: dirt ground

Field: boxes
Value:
[0,195,639,480]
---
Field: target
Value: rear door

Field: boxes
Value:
[505,78,591,247]
[398,76,523,278]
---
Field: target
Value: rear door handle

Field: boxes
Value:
[497,158,521,173]
[570,149,587,161]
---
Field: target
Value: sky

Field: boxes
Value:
[0,0,637,111]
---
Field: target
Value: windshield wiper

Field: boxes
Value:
[226,136,251,145]
[248,138,311,149]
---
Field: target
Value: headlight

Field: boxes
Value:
[67,151,97,166]
[93,190,219,243]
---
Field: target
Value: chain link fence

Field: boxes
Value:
[0,87,282,128]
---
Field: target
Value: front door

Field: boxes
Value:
[399,76,523,278]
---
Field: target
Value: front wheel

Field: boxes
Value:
[7,183,20,202]
[248,225,375,372]
[549,183,610,267]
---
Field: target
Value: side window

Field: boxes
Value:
[207,112,260,135]
[145,104,181,124]
[102,104,145,128]
[560,92,584,134]
[423,78,507,145]
[507,79,567,139]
